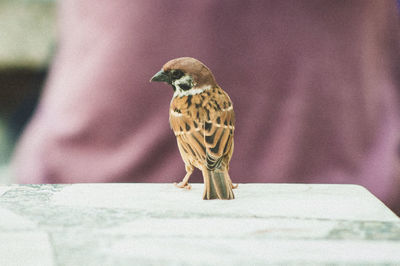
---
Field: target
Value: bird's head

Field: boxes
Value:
[150,57,217,97]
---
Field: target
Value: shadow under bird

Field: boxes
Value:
[150,57,237,200]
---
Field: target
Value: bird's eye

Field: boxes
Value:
[171,70,184,80]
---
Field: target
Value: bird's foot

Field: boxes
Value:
[231,183,238,189]
[174,182,192,190]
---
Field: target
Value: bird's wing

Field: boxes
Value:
[169,91,235,170]
[170,109,208,165]
[204,99,235,170]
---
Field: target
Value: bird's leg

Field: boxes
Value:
[174,165,194,190]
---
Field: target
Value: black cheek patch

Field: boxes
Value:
[180,84,191,91]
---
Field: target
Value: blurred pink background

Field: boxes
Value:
[12,0,400,214]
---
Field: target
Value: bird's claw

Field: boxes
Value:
[174,182,192,190]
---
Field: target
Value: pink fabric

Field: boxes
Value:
[12,0,400,213]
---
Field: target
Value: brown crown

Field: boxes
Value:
[162,57,218,88]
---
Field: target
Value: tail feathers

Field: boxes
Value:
[202,168,234,200]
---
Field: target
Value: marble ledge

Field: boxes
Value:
[0,183,399,266]
[50,183,399,221]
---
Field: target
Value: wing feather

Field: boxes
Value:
[170,88,235,171]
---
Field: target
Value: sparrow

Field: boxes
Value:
[150,57,237,200]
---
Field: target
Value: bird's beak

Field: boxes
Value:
[150,69,170,83]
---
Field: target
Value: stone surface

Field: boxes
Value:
[0,183,399,265]
[0,185,11,197]
[0,232,54,266]
[52,183,398,221]
[0,207,36,230]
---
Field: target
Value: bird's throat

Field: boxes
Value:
[173,85,212,98]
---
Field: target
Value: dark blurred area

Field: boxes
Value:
[0,68,45,141]
[0,0,55,182]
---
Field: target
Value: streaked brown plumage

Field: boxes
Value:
[150,57,236,200]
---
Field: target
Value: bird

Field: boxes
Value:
[150,57,237,200]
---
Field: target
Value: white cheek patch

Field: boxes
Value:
[172,75,192,88]
[172,75,212,98]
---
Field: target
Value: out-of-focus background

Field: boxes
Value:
[0,0,56,183]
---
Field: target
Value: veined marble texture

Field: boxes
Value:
[0,183,399,266]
